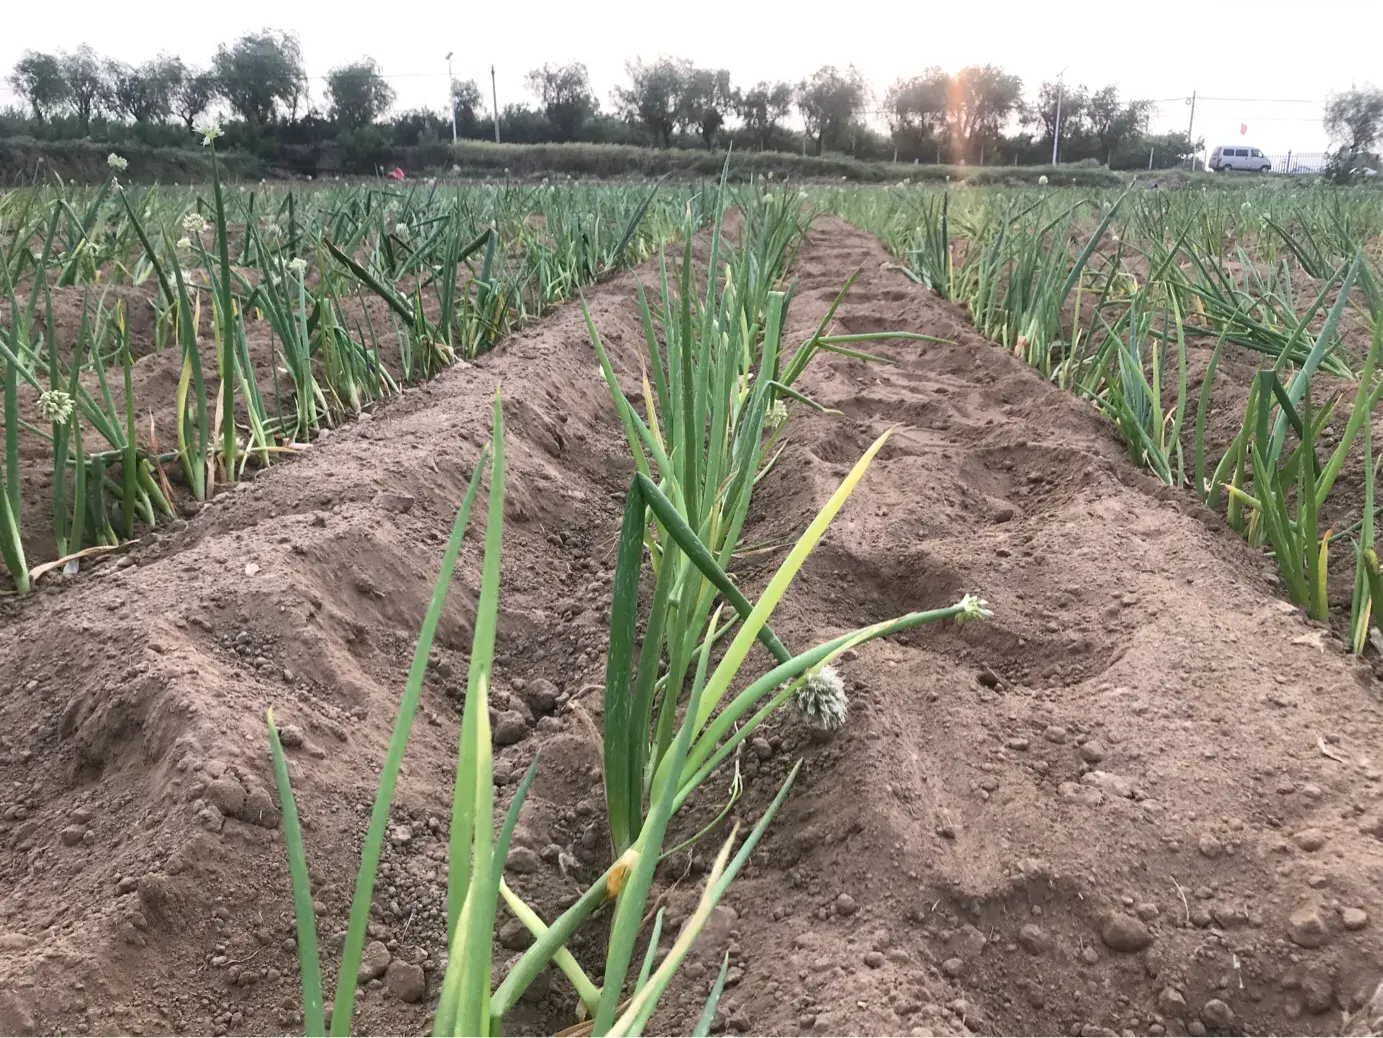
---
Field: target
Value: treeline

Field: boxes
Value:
[4,33,1199,175]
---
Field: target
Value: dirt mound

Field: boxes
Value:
[0,215,1380,1038]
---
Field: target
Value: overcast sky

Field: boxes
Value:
[4,0,1379,159]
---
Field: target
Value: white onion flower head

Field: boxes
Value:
[182,211,208,234]
[793,665,848,731]
[767,399,789,428]
[394,221,410,241]
[1038,174,1049,186]
[176,237,192,250]
[288,257,308,275]
[957,593,993,620]
[107,153,128,171]
[37,389,74,426]
[197,118,224,146]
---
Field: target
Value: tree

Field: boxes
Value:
[683,67,733,148]
[885,70,950,153]
[948,65,1023,158]
[327,58,395,129]
[8,51,69,122]
[391,108,449,146]
[611,57,692,148]
[1110,131,1198,170]
[734,80,794,150]
[109,54,184,123]
[524,62,597,142]
[1324,85,1383,156]
[451,78,485,137]
[796,66,866,155]
[213,30,306,124]
[1026,79,1088,150]
[61,45,111,135]
[174,68,217,131]
[1086,86,1150,164]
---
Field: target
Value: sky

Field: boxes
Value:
[3,0,1379,161]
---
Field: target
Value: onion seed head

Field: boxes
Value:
[793,665,848,731]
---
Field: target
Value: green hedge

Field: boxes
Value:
[0,135,1125,188]
[0,136,263,185]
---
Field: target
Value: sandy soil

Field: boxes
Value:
[0,216,1380,1038]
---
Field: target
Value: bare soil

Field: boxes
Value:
[1,216,1381,1038]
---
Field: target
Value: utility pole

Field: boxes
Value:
[445,52,456,142]
[1185,91,1197,169]
[490,65,500,143]
[1051,67,1067,165]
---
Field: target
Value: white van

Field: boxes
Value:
[1209,145,1272,173]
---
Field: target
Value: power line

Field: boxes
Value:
[1193,96,1327,104]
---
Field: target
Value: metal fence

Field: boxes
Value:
[1261,152,1327,173]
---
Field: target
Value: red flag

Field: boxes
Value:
[1240,123,1247,136]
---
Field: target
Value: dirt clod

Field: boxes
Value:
[1288,904,1331,948]
[1159,987,1188,1017]
[385,961,426,1003]
[1018,923,1049,954]
[1078,740,1106,763]
[1201,999,1234,1030]
[1293,828,1328,852]
[492,712,530,746]
[1100,913,1152,953]
[505,846,542,874]
[358,941,391,983]
[373,492,416,514]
